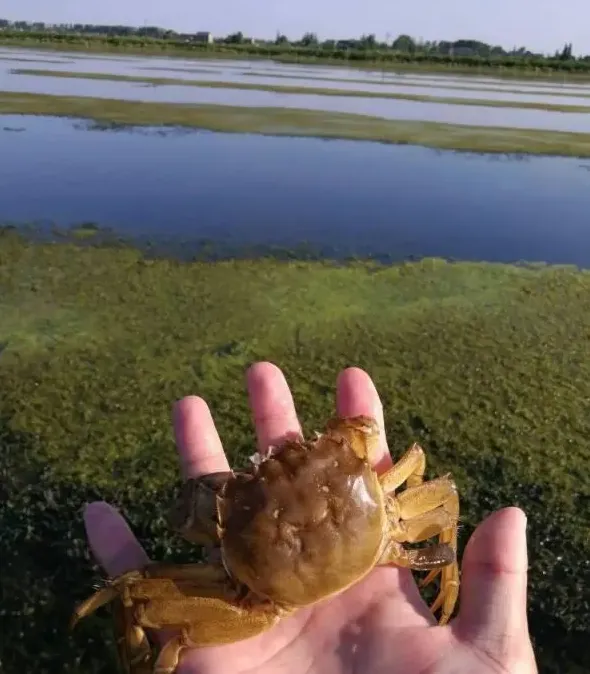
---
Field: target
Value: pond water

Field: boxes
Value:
[2,115,589,267]
[3,46,589,92]
[7,60,590,107]
[4,52,590,103]
[3,70,589,133]
[1,47,589,133]
[0,51,590,98]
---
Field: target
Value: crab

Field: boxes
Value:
[71,415,460,674]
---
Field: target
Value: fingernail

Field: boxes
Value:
[83,500,117,523]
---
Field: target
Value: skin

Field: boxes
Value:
[84,361,539,674]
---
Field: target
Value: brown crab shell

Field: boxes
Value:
[217,433,386,608]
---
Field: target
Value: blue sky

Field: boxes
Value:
[2,0,589,55]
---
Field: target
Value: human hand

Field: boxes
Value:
[84,362,538,674]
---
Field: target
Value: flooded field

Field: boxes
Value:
[5,52,590,103]
[2,47,590,133]
[3,45,589,91]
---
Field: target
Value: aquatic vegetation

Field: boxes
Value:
[12,68,590,114]
[2,91,590,158]
[0,229,589,673]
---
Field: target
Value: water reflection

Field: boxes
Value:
[1,46,589,88]
[1,114,588,267]
[3,50,589,103]
[3,69,589,133]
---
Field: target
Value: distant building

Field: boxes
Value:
[194,31,213,43]
[176,31,213,44]
[450,46,475,56]
[336,39,358,50]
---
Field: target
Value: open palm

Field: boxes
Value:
[85,362,538,674]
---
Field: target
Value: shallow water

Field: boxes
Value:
[2,115,589,266]
[2,46,585,88]
[22,63,586,107]
[2,47,589,104]
[2,46,590,122]
[2,68,589,133]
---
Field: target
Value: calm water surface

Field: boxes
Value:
[4,55,590,105]
[1,48,589,133]
[2,71,589,133]
[2,115,589,266]
[3,46,589,92]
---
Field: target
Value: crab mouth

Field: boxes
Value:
[249,451,265,466]
[249,444,279,466]
[219,544,233,580]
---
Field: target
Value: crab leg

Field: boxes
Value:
[423,552,460,625]
[378,443,426,493]
[390,475,458,533]
[71,571,155,674]
[70,570,145,629]
[395,474,459,560]
[71,565,286,673]
[154,632,190,674]
[378,539,455,570]
[112,598,154,674]
[148,594,286,674]
[383,474,460,625]
[388,505,456,543]
[136,592,285,673]
[143,562,229,584]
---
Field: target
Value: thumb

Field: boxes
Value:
[456,507,530,641]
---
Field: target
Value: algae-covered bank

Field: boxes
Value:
[12,68,590,114]
[2,91,590,157]
[0,230,588,673]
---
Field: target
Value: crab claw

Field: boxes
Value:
[70,585,120,630]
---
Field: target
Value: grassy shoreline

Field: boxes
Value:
[2,36,590,82]
[1,230,589,674]
[12,67,590,114]
[2,91,590,158]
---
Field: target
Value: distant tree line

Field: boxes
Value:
[1,19,588,72]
